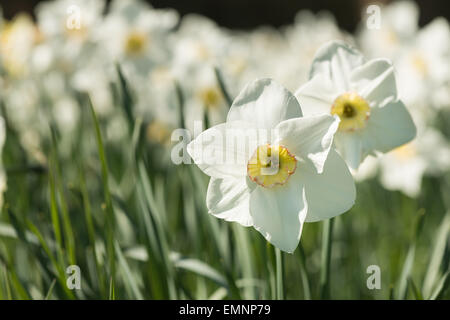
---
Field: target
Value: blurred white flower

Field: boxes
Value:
[187,79,355,253]
[358,1,419,59]
[379,128,450,197]
[284,10,355,86]
[395,18,450,108]
[295,40,416,169]
[36,0,105,38]
[0,14,39,77]
[97,0,178,77]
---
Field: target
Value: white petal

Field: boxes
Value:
[334,131,363,169]
[309,40,365,93]
[249,176,307,253]
[206,177,254,227]
[274,114,340,173]
[294,150,356,222]
[294,74,338,116]
[350,58,397,106]
[187,121,260,179]
[362,100,417,155]
[227,78,302,130]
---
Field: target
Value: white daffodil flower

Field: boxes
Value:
[187,79,355,253]
[379,128,450,198]
[295,40,416,170]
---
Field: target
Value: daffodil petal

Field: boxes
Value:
[362,100,417,154]
[350,58,397,107]
[294,150,356,222]
[187,121,259,179]
[309,40,365,92]
[227,78,302,130]
[274,114,340,174]
[249,176,307,253]
[295,74,338,116]
[334,131,363,169]
[206,177,255,227]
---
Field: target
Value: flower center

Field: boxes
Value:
[411,53,427,75]
[331,93,370,132]
[125,31,147,55]
[247,144,297,188]
[198,87,222,109]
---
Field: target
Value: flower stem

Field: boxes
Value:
[275,247,284,300]
[296,243,311,299]
[320,218,334,299]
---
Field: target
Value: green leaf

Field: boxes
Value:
[172,255,227,288]
[214,66,233,106]
[429,271,449,300]
[423,212,450,298]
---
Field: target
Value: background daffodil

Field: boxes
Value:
[295,40,417,169]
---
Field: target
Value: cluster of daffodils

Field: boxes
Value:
[0,0,449,249]
[188,39,418,251]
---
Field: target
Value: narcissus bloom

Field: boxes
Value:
[295,41,417,169]
[187,79,355,253]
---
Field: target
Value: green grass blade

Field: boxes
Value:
[88,95,116,283]
[423,212,450,298]
[214,66,233,106]
[320,218,334,299]
[295,243,311,300]
[114,240,144,300]
[275,248,284,300]
[429,271,449,300]
[44,279,56,300]
[408,277,423,300]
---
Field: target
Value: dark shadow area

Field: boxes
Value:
[0,0,449,32]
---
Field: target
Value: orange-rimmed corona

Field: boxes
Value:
[247,144,297,188]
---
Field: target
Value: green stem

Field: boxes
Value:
[296,244,311,300]
[320,218,334,299]
[275,248,284,300]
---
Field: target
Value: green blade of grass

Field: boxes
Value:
[138,161,177,299]
[2,264,12,300]
[116,64,134,131]
[295,243,311,300]
[396,209,426,300]
[172,255,228,288]
[78,164,106,296]
[114,240,144,300]
[408,277,423,300]
[48,166,66,268]
[423,211,450,298]
[214,66,233,106]
[320,218,334,299]
[50,128,76,266]
[429,271,449,300]
[88,95,116,285]
[109,277,115,300]
[26,219,75,300]
[44,279,56,300]
[275,247,284,300]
